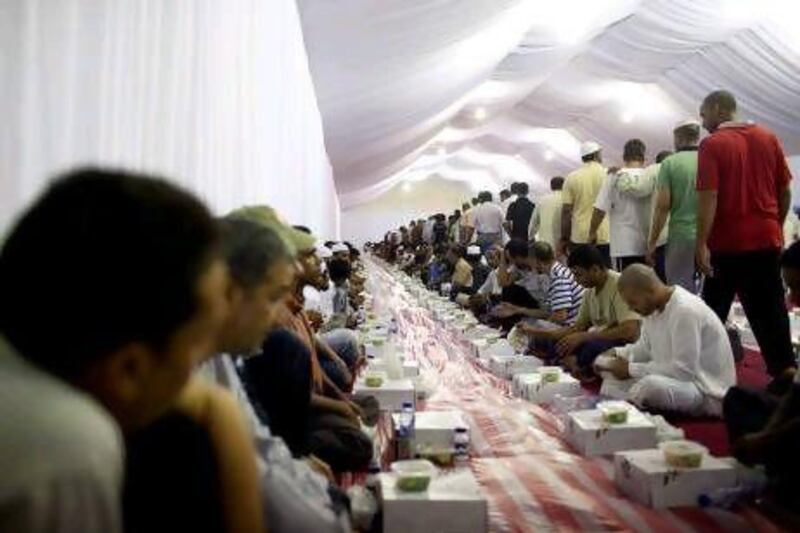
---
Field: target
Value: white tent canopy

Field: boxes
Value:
[298,0,800,225]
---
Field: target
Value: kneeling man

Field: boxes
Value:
[597,264,736,416]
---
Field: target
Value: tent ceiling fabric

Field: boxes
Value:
[297,0,800,209]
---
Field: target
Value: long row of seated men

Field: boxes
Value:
[0,168,378,533]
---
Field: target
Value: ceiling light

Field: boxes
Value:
[544,149,554,161]
[620,111,634,124]
[473,107,487,121]
[401,182,412,193]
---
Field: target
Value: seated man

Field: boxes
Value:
[492,239,550,330]
[446,243,474,298]
[595,264,735,416]
[495,241,584,326]
[426,244,450,290]
[723,242,800,512]
[231,207,372,473]
[454,246,491,304]
[524,245,640,378]
[468,245,504,312]
[0,169,230,532]
[197,217,350,533]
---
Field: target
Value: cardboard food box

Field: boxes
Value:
[488,355,543,379]
[392,410,469,452]
[566,406,657,457]
[368,358,419,378]
[522,373,581,404]
[381,468,488,533]
[512,373,539,397]
[613,449,737,508]
[354,378,415,411]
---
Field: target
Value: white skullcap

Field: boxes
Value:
[580,141,601,157]
[331,243,349,253]
[675,119,701,130]
[316,245,333,259]
[467,245,482,256]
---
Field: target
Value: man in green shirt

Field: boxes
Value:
[523,245,640,380]
[647,120,701,292]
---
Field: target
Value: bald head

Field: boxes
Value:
[618,264,662,292]
[618,264,671,316]
[700,90,737,133]
[703,90,737,114]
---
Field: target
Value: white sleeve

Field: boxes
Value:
[618,322,652,375]
[594,174,613,212]
[0,473,123,533]
[529,204,541,240]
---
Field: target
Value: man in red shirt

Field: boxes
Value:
[696,90,796,385]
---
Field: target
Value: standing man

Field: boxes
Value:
[530,177,564,250]
[647,120,701,292]
[696,90,795,386]
[505,182,536,243]
[465,191,505,254]
[561,142,610,266]
[589,139,654,272]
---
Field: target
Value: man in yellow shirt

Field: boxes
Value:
[560,142,611,267]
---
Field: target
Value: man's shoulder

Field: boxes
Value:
[0,357,123,492]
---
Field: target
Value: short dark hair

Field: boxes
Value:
[582,152,600,163]
[506,238,529,259]
[219,218,291,290]
[433,244,448,256]
[655,150,673,164]
[623,139,646,162]
[324,240,336,248]
[781,242,800,270]
[479,191,493,203]
[531,241,555,263]
[500,189,511,198]
[0,168,220,379]
[567,244,607,270]
[516,182,529,196]
[328,258,352,283]
[674,123,700,147]
[703,90,737,114]
[551,177,564,191]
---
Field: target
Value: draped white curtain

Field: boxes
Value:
[0,0,339,239]
[298,0,800,215]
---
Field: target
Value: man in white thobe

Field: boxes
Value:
[596,264,736,416]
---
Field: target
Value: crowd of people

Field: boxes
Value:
[1,89,798,532]
[371,90,800,511]
[0,169,375,532]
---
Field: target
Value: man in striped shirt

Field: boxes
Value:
[493,240,583,326]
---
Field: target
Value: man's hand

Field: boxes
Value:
[605,357,630,380]
[555,332,589,358]
[492,302,521,318]
[307,310,324,330]
[587,232,598,245]
[306,454,335,482]
[732,432,770,466]
[645,242,657,267]
[696,243,713,277]
[336,400,361,424]
[469,294,487,307]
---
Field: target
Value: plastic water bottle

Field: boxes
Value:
[396,401,415,460]
[698,480,767,509]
